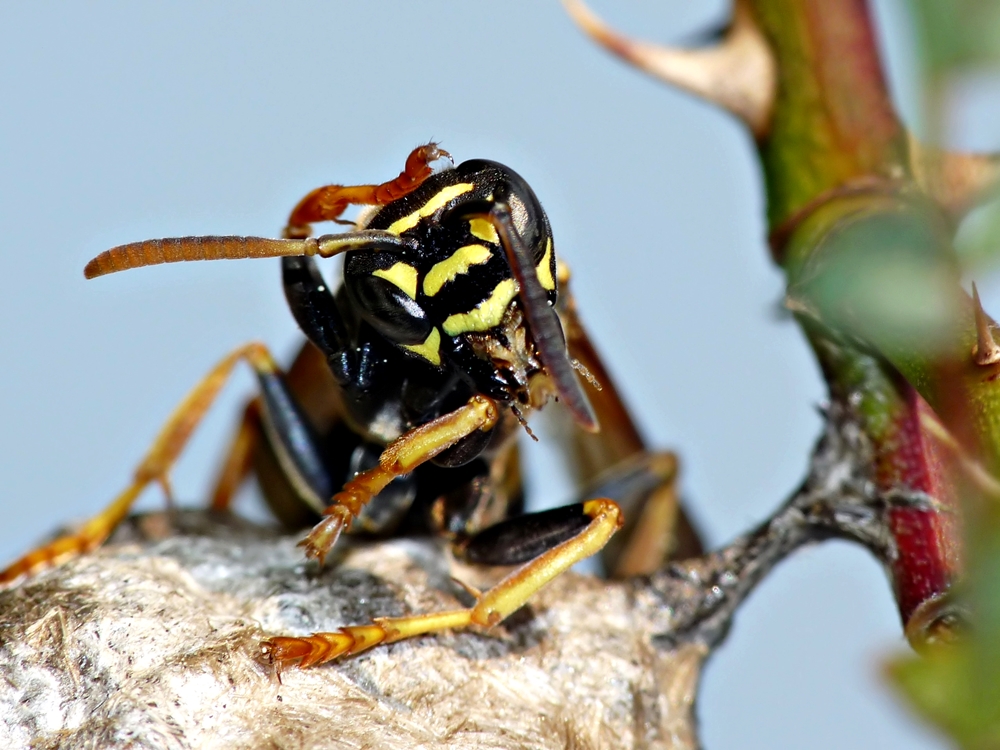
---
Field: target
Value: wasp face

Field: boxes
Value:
[342,160,561,409]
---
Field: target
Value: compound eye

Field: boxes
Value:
[349,274,433,345]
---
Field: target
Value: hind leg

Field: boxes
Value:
[209,398,262,513]
[557,263,699,570]
[0,342,336,584]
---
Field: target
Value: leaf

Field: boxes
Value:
[889,643,1000,749]
[906,0,1000,76]
[956,199,1000,272]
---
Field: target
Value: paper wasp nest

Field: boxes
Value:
[0,512,702,750]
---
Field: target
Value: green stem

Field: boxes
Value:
[750,0,907,231]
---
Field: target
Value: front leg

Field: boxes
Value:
[263,498,623,668]
[299,395,501,563]
[261,451,686,668]
[284,143,452,238]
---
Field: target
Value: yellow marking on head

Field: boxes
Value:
[443,278,518,336]
[402,327,442,365]
[386,183,475,235]
[468,217,500,244]
[423,244,493,297]
[373,262,419,299]
[537,238,555,291]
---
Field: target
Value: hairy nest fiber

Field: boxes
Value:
[1,407,895,749]
[0,512,702,750]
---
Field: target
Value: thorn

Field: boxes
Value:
[909,133,1000,220]
[783,294,818,319]
[562,0,776,138]
[972,282,1000,366]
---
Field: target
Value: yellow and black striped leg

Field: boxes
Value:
[557,262,702,565]
[581,451,680,577]
[263,498,623,668]
[298,395,501,563]
[0,342,292,585]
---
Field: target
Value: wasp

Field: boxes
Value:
[2,144,688,668]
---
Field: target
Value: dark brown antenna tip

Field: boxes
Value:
[972,282,1000,366]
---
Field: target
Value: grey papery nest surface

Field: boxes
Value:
[0,512,702,750]
[0,407,890,749]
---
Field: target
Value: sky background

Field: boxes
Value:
[1,2,996,747]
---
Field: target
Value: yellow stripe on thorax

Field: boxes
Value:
[402,327,441,365]
[468,217,499,243]
[443,278,518,336]
[537,238,555,291]
[423,244,493,297]
[373,262,419,299]
[386,183,474,235]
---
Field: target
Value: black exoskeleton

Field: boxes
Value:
[7,145,680,668]
[267,158,591,539]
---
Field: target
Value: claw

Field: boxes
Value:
[261,623,393,670]
[298,505,354,564]
[412,142,454,173]
[263,632,355,669]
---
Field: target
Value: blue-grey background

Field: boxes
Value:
[3,1,994,746]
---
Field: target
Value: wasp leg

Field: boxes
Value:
[209,340,344,513]
[262,498,622,668]
[284,143,452,238]
[575,451,680,577]
[209,398,262,513]
[557,262,703,566]
[0,343,274,583]
[557,261,644,475]
[299,395,501,564]
[0,342,336,584]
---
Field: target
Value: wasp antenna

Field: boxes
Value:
[482,204,599,433]
[562,0,775,138]
[84,236,320,279]
[85,231,416,279]
[972,282,1000,366]
[908,134,1000,221]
